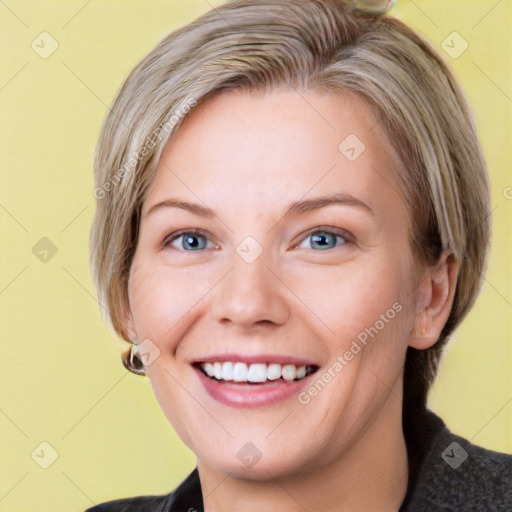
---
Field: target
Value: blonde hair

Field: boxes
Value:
[89,0,491,409]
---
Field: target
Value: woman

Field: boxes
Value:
[86,0,511,510]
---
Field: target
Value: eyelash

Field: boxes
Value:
[162,226,353,252]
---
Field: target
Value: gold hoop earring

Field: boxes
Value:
[122,343,147,376]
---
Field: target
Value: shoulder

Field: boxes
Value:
[410,421,512,510]
[84,494,169,512]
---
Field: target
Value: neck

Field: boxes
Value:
[198,396,408,512]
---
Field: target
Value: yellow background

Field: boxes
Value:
[1,1,510,510]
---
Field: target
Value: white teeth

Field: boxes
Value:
[199,361,313,383]
[213,362,223,380]
[267,363,282,380]
[204,362,214,377]
[247,363,267,383]
[296,365,306,379]
[282,364,296,381]
[233,362,248,382]
[222,361,234,380]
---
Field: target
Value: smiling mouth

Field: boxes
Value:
[194,361,319,384]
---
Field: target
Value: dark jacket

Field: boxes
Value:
[85,408,512,511]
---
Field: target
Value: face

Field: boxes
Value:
[125,89,421,479]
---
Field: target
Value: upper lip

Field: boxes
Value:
[191,353,319,367]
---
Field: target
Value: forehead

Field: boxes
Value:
[143,88,404,221]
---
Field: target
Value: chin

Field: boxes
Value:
[196,435,316,481]
[205,454,305,481]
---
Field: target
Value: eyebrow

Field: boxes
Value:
[145,192,374,219]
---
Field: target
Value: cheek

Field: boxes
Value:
[128,261,187,348]
[127,260,217,348]
[294,256,408,348]
[128,263,169,333]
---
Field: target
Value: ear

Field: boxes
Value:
[408,252,459,350]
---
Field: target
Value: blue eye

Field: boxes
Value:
[296,229,349,251]
[163,227,351,252]
[164,230,216,251]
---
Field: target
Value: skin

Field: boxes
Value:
[123,89,458,512]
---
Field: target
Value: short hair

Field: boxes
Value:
[89,0,491,411]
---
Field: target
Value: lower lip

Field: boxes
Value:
[193,366,315,408]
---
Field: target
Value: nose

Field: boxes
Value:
[210,254,290,330]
